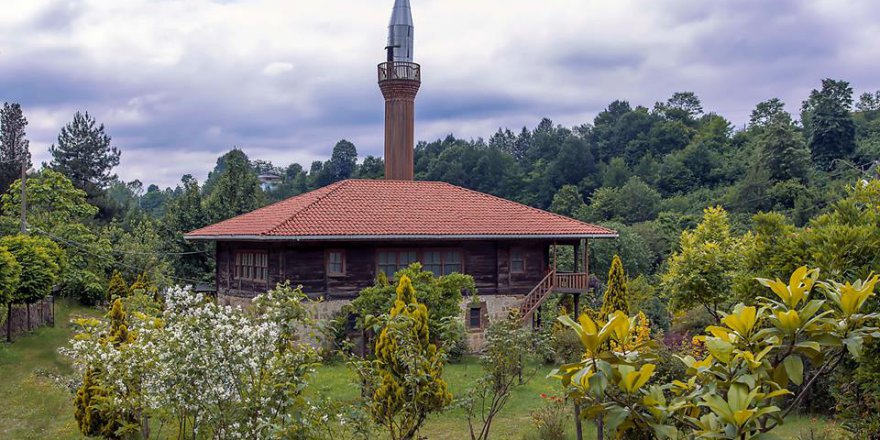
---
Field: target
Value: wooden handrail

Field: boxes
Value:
[520,270,556,323]
[554,272,588,290]
[520,271,589,325]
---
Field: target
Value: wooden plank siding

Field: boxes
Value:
[215,239,578,300]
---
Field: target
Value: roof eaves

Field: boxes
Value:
[184,232,620,241]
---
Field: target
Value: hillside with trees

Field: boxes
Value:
[3,77,880,438]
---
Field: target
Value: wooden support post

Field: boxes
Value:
[574,292,580,316]
[584,240,590,292]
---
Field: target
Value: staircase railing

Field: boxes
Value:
[554,272,588,290]
[520,270,556,324]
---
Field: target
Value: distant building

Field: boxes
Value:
[258,173,282,191]
[186,0,617,350]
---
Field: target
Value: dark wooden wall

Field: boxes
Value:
[215,239,570,299]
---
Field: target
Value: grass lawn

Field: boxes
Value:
[0,300,849,440]
[311,360,848,440]
[0,298,103,440]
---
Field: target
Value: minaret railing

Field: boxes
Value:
[378,61,421,82]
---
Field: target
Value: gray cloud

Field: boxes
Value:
[2,0,879,187]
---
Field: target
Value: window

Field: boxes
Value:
[378,251,398,278]
[510,248,525,274]
[378,249,464,278]
[234,251,268,282]
[327,250,345,276]
[422,250,442,275]
[468,306,482,329]
[442,250,462,275]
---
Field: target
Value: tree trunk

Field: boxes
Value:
[6,304,11,343]
[596,417,604,440]
[574,402,583,440]
[26,302,31,331]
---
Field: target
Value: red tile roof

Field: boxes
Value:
[185,179,617,240]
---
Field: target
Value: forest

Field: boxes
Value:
[2,77,880,438]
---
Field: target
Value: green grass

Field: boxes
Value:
[0,302,849,439]
[0,299,102,440]
[310,360,848,440]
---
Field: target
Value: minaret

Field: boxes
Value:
[379,0,420,180]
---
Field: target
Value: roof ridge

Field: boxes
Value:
[265,179,354,235]
[435,181,615,234]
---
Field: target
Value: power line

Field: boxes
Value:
[32,227,208,287]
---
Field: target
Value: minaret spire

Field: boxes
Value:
[379,0,420,181]
[386,0,414,62]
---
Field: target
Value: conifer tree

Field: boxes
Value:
[600,254,629,318]
[74,299,132,439]
[0,102,30,194]
[107,270,128,302]
[49,111,120,195]
[368,275,452,440]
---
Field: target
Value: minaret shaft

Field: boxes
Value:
[379,0,419,181]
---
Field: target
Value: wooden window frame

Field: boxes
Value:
[376,248,465,278]
[234,250,268,282]
[326,249,346,277]
[468,306,482,329]
[467,301,487,331]
[510,247,526,274]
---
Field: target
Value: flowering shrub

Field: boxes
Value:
[552,267,880,439]
[64,283,322,439]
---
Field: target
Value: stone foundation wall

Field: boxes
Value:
[460,295,524,352]
[217,293,525,354]
[217,293,349,348]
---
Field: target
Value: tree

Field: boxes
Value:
[586,177,660,224]
[1,169,97,230]
[549,185,586,218]
[0,102,30,194]
[49,111,121,195]
[358,275,452,440]
[756,119,811,183]
[553,267,880,439]
[107,270,128,301]
[204,149,263,222]
[351,263,473,337]
[802,79,856,169]
[0,234,61,304]
[329,139,358,181]
[749,98,790,128]
[162,175,212,282]
[357,155,385,179]
[601,255,629,318]
[661,206,749,322]
[462,310,548,440]
[0,246,20,306]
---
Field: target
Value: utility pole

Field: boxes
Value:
[20,153,26,234]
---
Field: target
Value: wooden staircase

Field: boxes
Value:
[520,270,556,324]
[520,271,589,324]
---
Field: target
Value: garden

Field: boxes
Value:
[4,181,880,439]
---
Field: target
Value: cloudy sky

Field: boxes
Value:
[2,0,879,188]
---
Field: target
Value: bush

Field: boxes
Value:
[0,234,61,304]
[436,315,469,363]
[550,327,583,364]
[526,394,567,440]
[63,270,105,306]
[351,263,474,343]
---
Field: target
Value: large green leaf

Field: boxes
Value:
[782,355,804,385]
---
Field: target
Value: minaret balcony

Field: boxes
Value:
[378,61,421,82]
